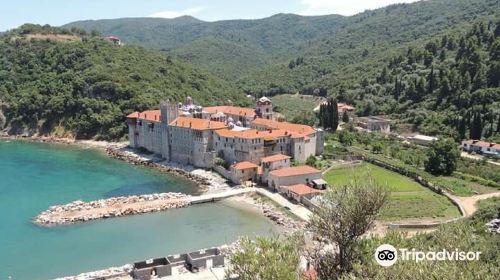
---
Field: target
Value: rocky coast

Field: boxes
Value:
[35,192,190,225]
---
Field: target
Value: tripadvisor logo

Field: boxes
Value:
[375,244,397,267]
[375,244,481,267]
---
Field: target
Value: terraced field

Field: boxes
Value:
[324,163,460,221]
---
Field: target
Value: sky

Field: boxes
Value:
[0,0,420,31]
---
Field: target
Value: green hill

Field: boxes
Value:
[64,14,345,80]
[64,0,499,89]
[0,24,243,140]
[343,20,500,141]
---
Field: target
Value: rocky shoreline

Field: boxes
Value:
[228,194,306,232]
[0,135,216,191]
[105,147,212,192]
[35,192,190,225]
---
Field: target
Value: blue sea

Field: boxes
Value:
[0,141,276,280]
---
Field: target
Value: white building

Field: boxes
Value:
[408,134,438,146]
[267,166,322,190]
[461,140,500,155]
[357,116,391,133]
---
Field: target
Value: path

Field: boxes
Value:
[255,188,312,221]
[191,187,312,221]
[461,152,500,167]
[450,192,500,217]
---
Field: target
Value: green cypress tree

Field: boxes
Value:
[332,99,339,131]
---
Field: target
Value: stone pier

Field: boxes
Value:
[35,192,190,225]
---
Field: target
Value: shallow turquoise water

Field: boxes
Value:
[0,141,276,280]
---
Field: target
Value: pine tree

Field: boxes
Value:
[427,67,435,94]
[494,20,500,38]
[439,50,446,61]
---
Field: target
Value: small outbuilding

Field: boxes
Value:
[408,134,438,146]
[281,184,324,203]
[230,161,259,184]
[268,165,322,190]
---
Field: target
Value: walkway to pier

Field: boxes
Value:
[189,187,312,221]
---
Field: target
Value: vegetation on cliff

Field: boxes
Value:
[0,24,243,139]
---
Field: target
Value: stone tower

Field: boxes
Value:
[160,100,179,161]
[256,96,273,120]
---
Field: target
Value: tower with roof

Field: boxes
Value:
[256,96,273,120]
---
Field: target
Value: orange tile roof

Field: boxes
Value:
[169,117,227,131]
[285,184,323,196]
[133,110,162,122]
[251,118,316,136]
[127,112,140,119]
[232,161,259,170]
[261,154,291,163]
[269,166,321,177]
[204,106,256,118]
[215,128,291,141]
[463,140,500,149]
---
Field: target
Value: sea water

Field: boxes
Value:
[0,141,276,280]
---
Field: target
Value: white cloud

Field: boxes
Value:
[299,0,419,16]
[148,6,204,18]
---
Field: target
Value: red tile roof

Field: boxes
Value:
[126,112,140,119]
[285,184,323,196]
[204,106,256,118]
[232,161,259,170]
[251,118,316,136]
[269,166,321,177]
[261,154,291,163]
[215,128,291,141]
[169,117,227,131]
[128,110,162,122]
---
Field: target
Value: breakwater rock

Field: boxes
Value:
[105,147,211,189]
[35,192,190,225]
[262,203,305,231]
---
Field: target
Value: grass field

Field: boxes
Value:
[271,94,324,121]
[323,163,460,222]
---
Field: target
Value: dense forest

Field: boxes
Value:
[2,0,499,140]
[0,25,243,140]
[342,20,500,141]
[65,0,499,94]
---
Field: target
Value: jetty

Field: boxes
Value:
[35,193,190,225]
[35,187,312,226]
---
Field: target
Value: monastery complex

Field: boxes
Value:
[126,97,325,188]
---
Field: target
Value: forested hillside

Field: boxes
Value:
[343,20,500,141]
[7,0,500,141]
[64,14,345,80]
[65,0,499,92]
[0,25,243,140]
[238,0,500,95]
